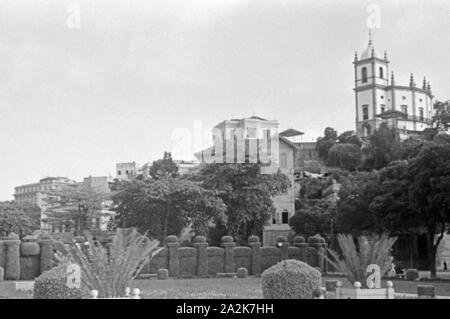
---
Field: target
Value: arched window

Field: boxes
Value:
[379,67,384,79]
[362,67,368,83]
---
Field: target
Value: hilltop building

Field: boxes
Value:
[354,33,434,140]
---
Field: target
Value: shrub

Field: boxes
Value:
[237,267,248,278]
[261,259,321,299]
[157,269,169,280]
[68,228,160,298]
[33,264,85,299]
[325,233,396,287]
[406,269,419,281]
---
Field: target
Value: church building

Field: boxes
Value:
[354,33,434,140]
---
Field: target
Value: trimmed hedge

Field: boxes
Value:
[237,267,248,278]
[406,269,420,281]
[261,259,321,299]
[33,264,85,299]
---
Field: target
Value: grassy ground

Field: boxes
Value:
[1,275,450,299]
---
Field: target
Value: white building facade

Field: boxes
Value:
[354,37,434,139]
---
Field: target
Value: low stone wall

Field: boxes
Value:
[0,233,54,281]
[144,234,327,277]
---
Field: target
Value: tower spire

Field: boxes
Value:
[368,29,373,47]
[391,71,395,85]
[423,77,427,90]
[409,73,415,87]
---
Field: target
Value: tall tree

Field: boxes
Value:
[43,185,110,235]
[316,127,338,161]
[112,176,226,242]
[148,151,179,179]
[289,199,336,237]
[194,163,290,244]
[362,123,401,170]
[0,201,40,238]
[327,143,361,170]
[433,100,450,132]
[337,130,362,147]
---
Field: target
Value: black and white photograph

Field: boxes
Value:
[0,0,449,309]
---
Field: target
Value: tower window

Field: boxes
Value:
[362,105,369,120]
[419,108,424,121]
[379,67,384,79]
[364,124,372,136]
[362,67,368,83]
[401,105,408,115]
[380,105,385,113]
[118,170,121,175]
[282,211,289,224]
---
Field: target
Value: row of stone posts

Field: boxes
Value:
[161,234,326,278]
[0,232,54,281]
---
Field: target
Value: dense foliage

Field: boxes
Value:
[325,233,397,287]
[289,199,336,237]
[261,259,322,299]
[0,202,40,238]
[194,163,290,244]
[68,228,160,298]
[33,263,86,299]
[112,176,226,241]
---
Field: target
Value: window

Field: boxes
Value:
[280,153,287,168]
[380,105,385,113]
[126,170,129,175]
[381,95,384,99]
[282,211,289,224]
[361,67,368,83]
[362,105,369,120]
[419,108,424,121]
[401,105,408,115]
[364,125,372,136]
[118,170,121,175]
[379,67,384,79]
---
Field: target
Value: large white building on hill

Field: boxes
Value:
[354,34,435,139]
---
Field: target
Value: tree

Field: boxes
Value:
[194,163,290,244]
[0,201,40,238]
[289,199,336,237]
[327,143,361,170]
[362,123,401,170]
[361,141,450,277]
[148,152,179,178]
[335,171,382,235]
[316,127,338,161]
[337,130,362,147]
[433,100,450,132]
[112,176,226,242]
[407,142,450,277]
[43,185,110,235]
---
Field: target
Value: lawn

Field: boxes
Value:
[1,276,450,299]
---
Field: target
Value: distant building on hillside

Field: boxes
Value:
[115,162,138,181]
[194,116,298,246]
[354,33,435,140]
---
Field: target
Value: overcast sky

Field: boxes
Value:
[0,0,449,200]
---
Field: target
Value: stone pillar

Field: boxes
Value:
[248,235,261,276]
[276,236,289,260]
[308,234,326,272]
[221,236,236,273]
[165,235,179,278]
[0,240,5,269]
[293,235,307,262]
[4,233,21,280]
[39,233,54,274]
[192,236,208,277]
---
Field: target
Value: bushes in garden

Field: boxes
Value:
[406,269,419,281]
[33,264,85,299]
[261,259,321,299]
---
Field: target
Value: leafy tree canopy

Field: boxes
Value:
[0,201,40,238]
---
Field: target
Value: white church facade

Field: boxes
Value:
[354,35,434,139]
